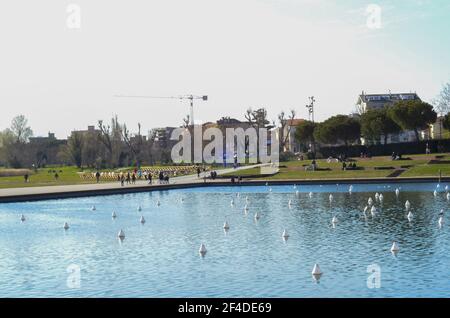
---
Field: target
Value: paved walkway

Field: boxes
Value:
[0,164,268,199]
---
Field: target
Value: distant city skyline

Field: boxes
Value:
[1,0,449,138]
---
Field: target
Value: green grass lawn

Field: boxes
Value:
[0,165,204,189]
[0,166,98,189]
[223,153,450,180]
[2,153,450,189]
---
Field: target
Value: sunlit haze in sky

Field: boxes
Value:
[1,0,449,138]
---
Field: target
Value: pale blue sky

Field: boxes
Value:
[0,0,449,138]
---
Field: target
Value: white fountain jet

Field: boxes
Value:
[312,264,323,281]
[405,200,411,210]
[199,243,207,256]
[331,216,338,228]
[438,216,444,227]
[390,241,399,253]
[371,206,377,216]
[407,211,413,221]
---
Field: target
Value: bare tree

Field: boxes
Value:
[244,108,270,162]
[10,115,33,143]
[121,123,144,168]
[278,109,296,151]
[245,108,270,130]
[434,82,450,116]
[65,132,84,168]
[98,115,123,167]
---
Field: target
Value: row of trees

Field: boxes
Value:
[0,115,173,169]
[295,82,450,150]
[295,100,438,150]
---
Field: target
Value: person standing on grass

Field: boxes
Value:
[95,171,100,183]
[24,174,29,183]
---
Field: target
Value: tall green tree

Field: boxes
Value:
[313,115,361,146]
[387,100,437,142]
[295,120,316,147]
[361,108,401,144]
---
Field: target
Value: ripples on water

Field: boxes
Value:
[0,183,449,297]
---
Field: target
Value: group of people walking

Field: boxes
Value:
[115,169,170,186]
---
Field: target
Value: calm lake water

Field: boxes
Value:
[0,182,449,297]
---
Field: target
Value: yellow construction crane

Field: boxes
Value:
[114,94,208,126]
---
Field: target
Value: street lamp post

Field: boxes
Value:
[306,96,315,123]
[306,96,316,158]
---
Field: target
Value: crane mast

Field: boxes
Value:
[114,94,208,126]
